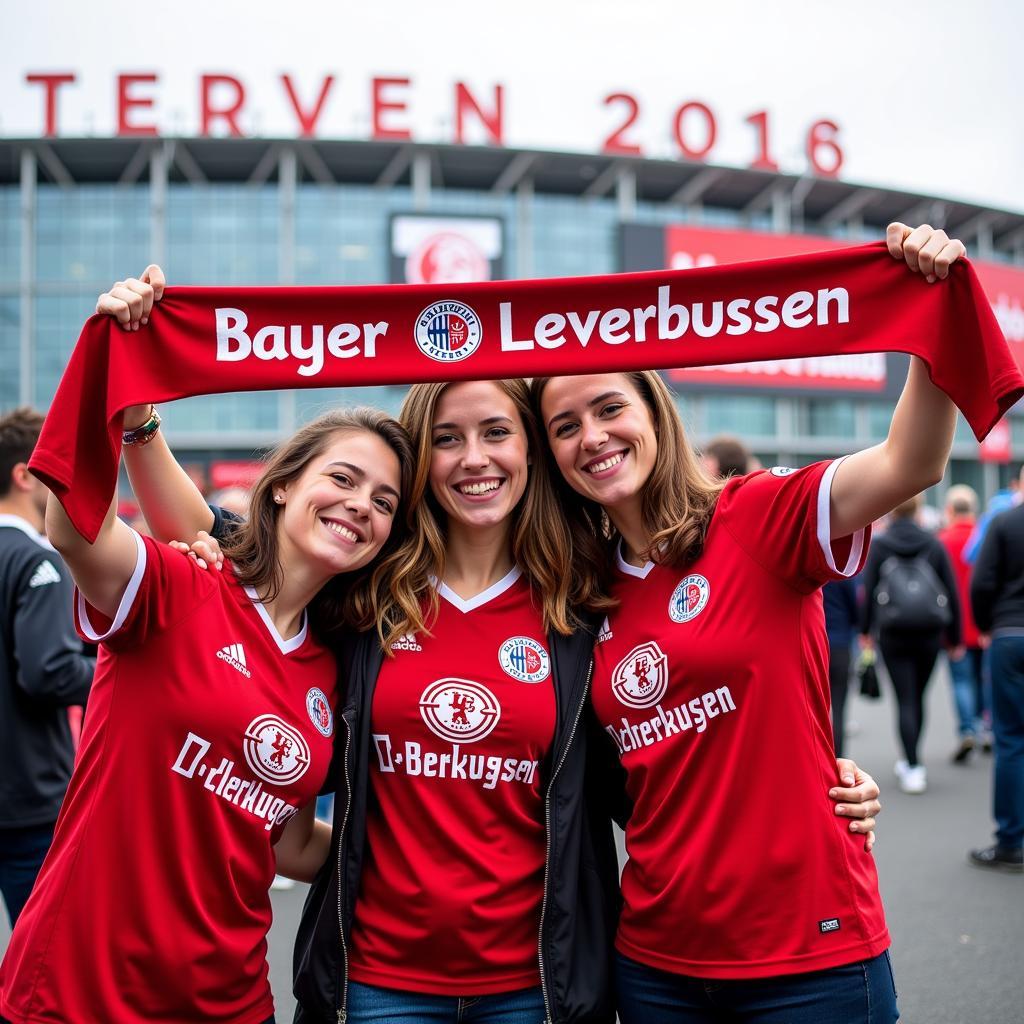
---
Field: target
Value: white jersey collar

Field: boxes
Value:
[434,564,523,614]
[616,539,655,579]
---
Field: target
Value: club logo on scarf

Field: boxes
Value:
[305,687,334,737]
[498,636,550,683]
[669,574,710,623]
[242,714,311,786]
[419,678,501,743]
[612,641,669,709]
[415,300,483,362]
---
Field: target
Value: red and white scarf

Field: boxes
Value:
[30,242,1023,541]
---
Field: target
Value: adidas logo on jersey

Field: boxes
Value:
[597,617,613,643]
[28,560,61,588]
[216,643,252,678]
[391,633,422,652]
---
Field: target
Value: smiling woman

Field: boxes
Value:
[0,393,414,1023]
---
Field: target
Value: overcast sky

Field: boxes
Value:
[3,0,1022,213]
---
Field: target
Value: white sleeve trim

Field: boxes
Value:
[816,458,866,577]
[77,530,148,642]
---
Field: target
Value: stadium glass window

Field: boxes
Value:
[867,402,896,441]
[165,392,283,435]
[703,394,776,438]
[33,293,97,407]
[531,195,618,278]
[167,186,279,285]
[804,399,855,438]
[0,297,19,410]
[36,186,150,286]
[0,187,18,286]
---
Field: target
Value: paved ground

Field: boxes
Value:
[3,660,1020,1022]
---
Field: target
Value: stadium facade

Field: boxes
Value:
[1,134,1023,500]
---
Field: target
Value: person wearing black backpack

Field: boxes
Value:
[861,494,961,794]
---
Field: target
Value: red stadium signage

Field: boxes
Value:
[17,71,842,172]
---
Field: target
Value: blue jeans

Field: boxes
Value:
[948,647,984,737]
[346,980,545,1023]
[990,636,1024,848]
[614,951,899,1024]
[0,821,55,927]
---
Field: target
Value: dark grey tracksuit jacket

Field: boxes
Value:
[0,516,94,829]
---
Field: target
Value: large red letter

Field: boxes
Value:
[25,73,76,137]
[281,74,335,137]
[371,77,411,141]
[201,74,246,137]
[117,74,159,137]
[454,82,504,145]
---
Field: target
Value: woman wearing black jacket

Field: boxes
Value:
[862,494,961,794]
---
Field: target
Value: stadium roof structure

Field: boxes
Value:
[1,137,1022,264]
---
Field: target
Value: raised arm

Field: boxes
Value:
[830,224,965,538]
[96,266,215,542]
[46,488,139,622]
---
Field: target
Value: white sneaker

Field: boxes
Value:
[894,759,909,780]
[900,764,927,794]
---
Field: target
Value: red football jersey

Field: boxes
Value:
[592,461,889,979]
[0,534,337,1024]
[349,568,556,995]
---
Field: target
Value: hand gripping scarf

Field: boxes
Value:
[29,241,1024,541]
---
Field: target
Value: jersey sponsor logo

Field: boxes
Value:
[498,636,550,683]
[669,574,710,624]
[391,633,423,652]
[597,617,614,644]
[604,684,738,755]
[305,687,334,737]
[414,300,483,362]
[28,559,61,588]
[216,642,252,678]
[171,731,301,832]
[242,714,311,786]
[372,734,539,791]
[419,678,501,743]
[819,917,841,934]
[770,466,797,477]
[612,641,670,709]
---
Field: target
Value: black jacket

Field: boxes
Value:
[0,516,94,828]
[971,503,1024,634]
[860,517,961,645]
[291,623,624,1024]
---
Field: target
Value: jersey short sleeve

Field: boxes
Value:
[716,459,870,592]
[74,532,219,651]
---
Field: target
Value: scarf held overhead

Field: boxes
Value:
[30,241,1023,541]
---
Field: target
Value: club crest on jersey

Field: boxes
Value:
[419,678,501,743]
[242,714,311,786]
[612,641,669,709]
[770,466,797,477]
[305,687,334,737]
[414,300,482,362]
[498,636,550,683]
[669,574,710,624]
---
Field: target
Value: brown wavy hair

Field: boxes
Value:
[530,371,724,592]
[371,380,611,650]
[222,408,414,643]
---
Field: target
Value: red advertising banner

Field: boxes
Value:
[663,225,1024,391]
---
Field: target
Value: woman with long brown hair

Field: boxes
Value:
[532,222,965,1023]
[0,403,413,1024]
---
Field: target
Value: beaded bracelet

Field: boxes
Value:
[122,407,162,447]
